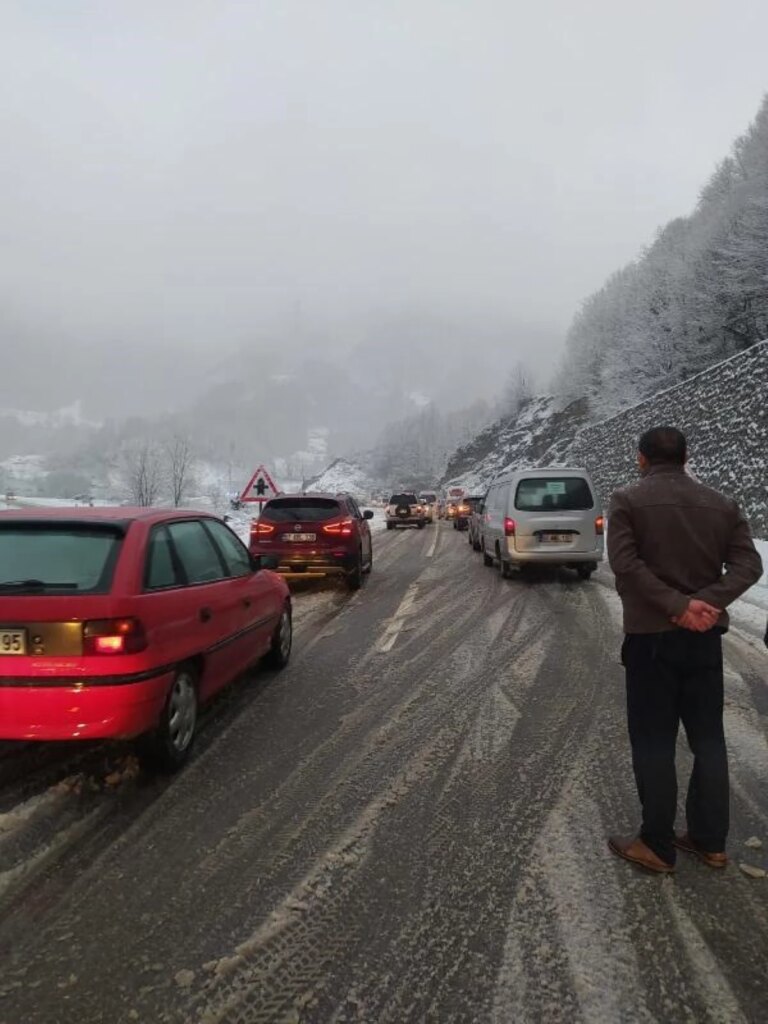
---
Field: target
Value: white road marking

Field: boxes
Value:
[426,523,440,558]
[376,583,419,653]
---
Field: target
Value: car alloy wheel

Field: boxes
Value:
[167,670,197,754]
[265,604,293,668]
[138,665,199,772]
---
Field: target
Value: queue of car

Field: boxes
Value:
[453,468,605,580]
[0,471,602,772]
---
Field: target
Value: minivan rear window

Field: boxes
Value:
[514,477,594,512]
[0,522,124,595]
[261,498,341,522]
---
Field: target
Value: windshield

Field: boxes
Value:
[514,477,594,512]
[261,498,342,522]
[389,494,417,505]
[0,523,124,595]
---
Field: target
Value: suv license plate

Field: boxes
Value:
[284,533,316,542]
[541,533,572,544]
[0,629,27,655]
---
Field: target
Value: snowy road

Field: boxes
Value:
[1,523,767,1023]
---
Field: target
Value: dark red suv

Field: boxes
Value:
[249,493,374,589]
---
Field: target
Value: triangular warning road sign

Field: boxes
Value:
[240,465,279,503]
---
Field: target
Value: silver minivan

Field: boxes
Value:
[481,467,604,580]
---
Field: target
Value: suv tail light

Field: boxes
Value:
[83,618,147,655]
[595,515,605,535]
[251,521,275,537]
[322,518,354,536]
[504,517,516,536]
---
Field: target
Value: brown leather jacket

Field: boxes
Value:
[608,464,763,634]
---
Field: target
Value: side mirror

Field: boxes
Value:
[363,510,374,520]
[252,553,279,572]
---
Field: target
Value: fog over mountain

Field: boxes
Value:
[2,1,768,466]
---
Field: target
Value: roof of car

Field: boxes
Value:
[266,492,347,501]
[490,466,590,485]
[0,506,220,524]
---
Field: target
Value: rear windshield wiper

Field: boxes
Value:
[0,579,79,592]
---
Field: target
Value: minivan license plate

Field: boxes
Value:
[284,533,316,542]
[541,533,572,544]
[0,629,27,655]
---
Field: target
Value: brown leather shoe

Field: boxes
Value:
[608,834,675,874]
[674,833,728,869]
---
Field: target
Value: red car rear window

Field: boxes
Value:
[261,499,342,522]
[0,522,124,595]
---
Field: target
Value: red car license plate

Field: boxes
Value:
[0,629,27,655]
[284,533,316,542]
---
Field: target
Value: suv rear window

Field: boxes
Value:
[420,494,437,503]
[261,498,342,522]
[389,494,417,505]
[514,478,594,512]
[0,522,124,595]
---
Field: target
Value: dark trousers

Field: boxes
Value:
[622,630,728,865]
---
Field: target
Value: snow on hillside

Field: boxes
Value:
[306,458,376,498]
[0,454,46,484]
[442,340,768,536]
[0,401,100,430]
[442,395,587,493]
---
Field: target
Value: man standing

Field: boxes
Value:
[607,426,763,874]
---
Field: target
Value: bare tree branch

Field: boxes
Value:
[166,435,194,507]
[122,443,164,507]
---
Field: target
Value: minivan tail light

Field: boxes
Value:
[83,618,147,655]
[322,518,354,536]
[595,515,605,535]
[504,517,516,536]
[251,521,275,536]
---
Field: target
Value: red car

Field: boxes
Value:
[0,507,291,769]
[250,493,374,588]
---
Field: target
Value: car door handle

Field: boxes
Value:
[199,607,213,623]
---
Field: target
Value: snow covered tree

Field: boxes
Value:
[555,93,768,418]
[123,442,164,507]
[166,434,195,507]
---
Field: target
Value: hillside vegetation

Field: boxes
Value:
[556,94,768,419]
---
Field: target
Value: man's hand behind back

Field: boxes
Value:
[673,599,721,633]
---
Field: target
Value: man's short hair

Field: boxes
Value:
[638,426,687,465]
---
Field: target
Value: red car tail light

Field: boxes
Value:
[322,518,354,536]
[251,521,275,537]
[595,515,605,535]
[504,517,516,536]
[83,618,147,655]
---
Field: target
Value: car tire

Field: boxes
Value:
[482,545,494,567]
[264,602,293,667]
[468,532,473,545]
[500,559,514,579]
[347,553,364,590]
[577,565,594,581]
[386,522,394,531]
[418,521,425,530]
[138,664,199,773]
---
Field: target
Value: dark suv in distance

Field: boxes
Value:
[454,495,484,531]
[249,493,374,589]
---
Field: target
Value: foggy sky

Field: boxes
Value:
[2,0,767,383]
